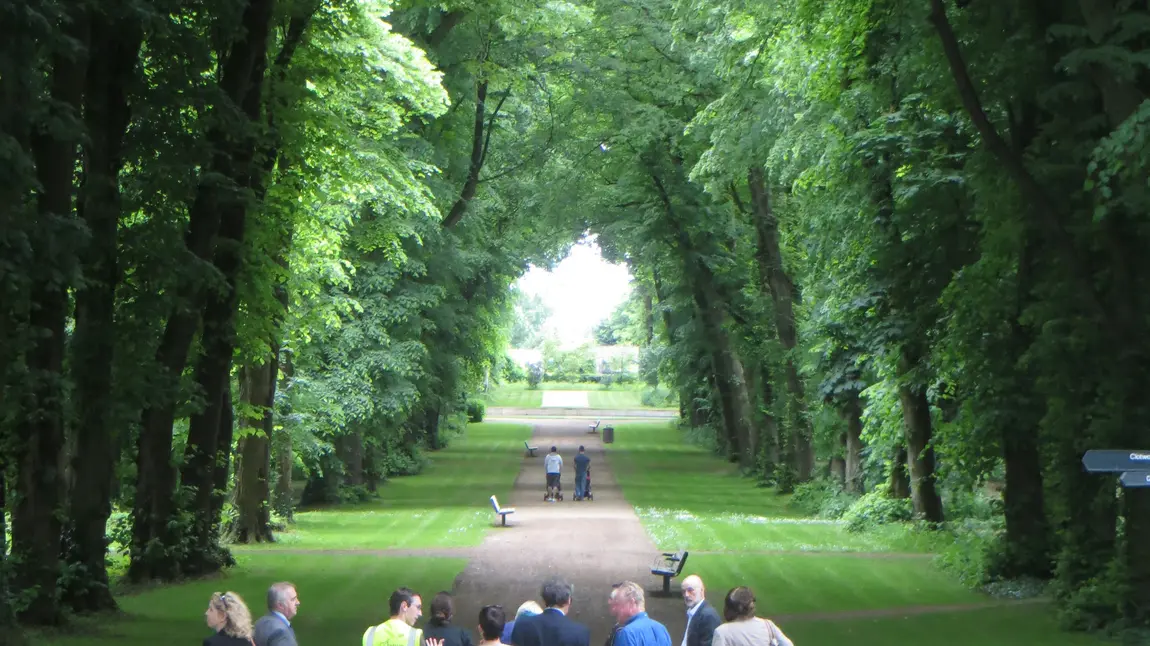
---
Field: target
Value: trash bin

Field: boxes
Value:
[603,425,615,444]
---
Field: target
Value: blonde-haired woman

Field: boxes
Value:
[204,590,255,646]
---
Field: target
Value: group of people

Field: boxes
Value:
[202,575,792,646]
[545,445,591,501]
[203,581,301,646]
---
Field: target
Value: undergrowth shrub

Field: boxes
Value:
[1052,558,1125,632]
[466,399,486,422]
[681,421,720,453]
[339,484,375,504]
[641,386,675,407]
[788,479,856,519]
[933,517,1002,588]
[842,491,913,532]
[942,488,1002,521]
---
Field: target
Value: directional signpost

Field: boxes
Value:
[1082,450,1150,489]
[1119,471,1150,488]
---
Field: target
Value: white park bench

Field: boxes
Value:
[490,495,515,526]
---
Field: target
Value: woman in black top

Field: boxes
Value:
[203,590,255,646]
[421,591,475,646]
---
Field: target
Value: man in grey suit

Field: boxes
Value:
[254,581,301,646]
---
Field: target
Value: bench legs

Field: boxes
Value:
[501,514,508,527]
[662,575,671,595]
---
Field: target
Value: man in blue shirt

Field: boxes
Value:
[574,446,591,500]
[607,581,672,646]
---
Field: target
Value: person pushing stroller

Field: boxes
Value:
[574,445,591,501]
[544,446,563,502]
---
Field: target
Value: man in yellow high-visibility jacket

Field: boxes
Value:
[363,587,443,646]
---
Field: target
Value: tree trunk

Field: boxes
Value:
[747,168,813,481]
[13,13,88,622]
[272,350,295,521]
[888,446,910,499]
[425,406,442,450]
[840,397,864,493]
[212,381,237,550]
[232,362,275,543]
[691,279,755,466]
[830,441,847,487]
[0,458,26,644]
[130,0,277,582]
[653,173,756,466]
[1124,488,1150,625]
[642,292,655,345]
[62,12,142,613]
[897,347,944,522]
[442,80,507,228]
[336,432,366,486]
[180,366,233,575]
[752,365,780,480]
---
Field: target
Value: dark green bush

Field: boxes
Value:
[842,491,913,533]
[466,399,486,422]
[788,479,856,519]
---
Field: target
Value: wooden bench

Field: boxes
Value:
[650,550,689,595]
[588,419,601,433]
[490,495,515,526]
[524,441,538,457]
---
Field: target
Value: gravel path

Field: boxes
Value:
[444,419,658,644]
[275,418,1047,642]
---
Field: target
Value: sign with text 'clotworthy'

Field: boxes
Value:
[1081,450,1150,489]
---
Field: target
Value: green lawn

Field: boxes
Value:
[586,389,645,409]
[686,553,980,614]
[239,422,532,550]
[32,554,465,646]
[785,604,1110,646]
[608,422,941,553]
[606,422,1115,646]
[483,384,544,407]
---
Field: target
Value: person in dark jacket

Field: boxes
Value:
[204,591,255,646]
[502,600,542,643]
[680,575,721,646]
[509,576,590,646]
[422,591,475,646]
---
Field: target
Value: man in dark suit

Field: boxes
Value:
[254,582,300,646]
[679,575,721,646]
[510,576,591,646]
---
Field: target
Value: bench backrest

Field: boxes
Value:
[674,551,689,575]
[490,495,501,513]
[524,441,531,448]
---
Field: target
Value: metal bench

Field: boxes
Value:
[524,441,538,457]
[490,495,516,526]
[650,550,689,595]
[588,419,601,433]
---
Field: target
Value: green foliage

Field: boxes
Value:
[501,356,526,382]
[525,363,543,389]
[466,399,486,423]
[507,288,551,349]
[788,479,858,520]
[933,518,1005,590]
[843,492,914,534]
